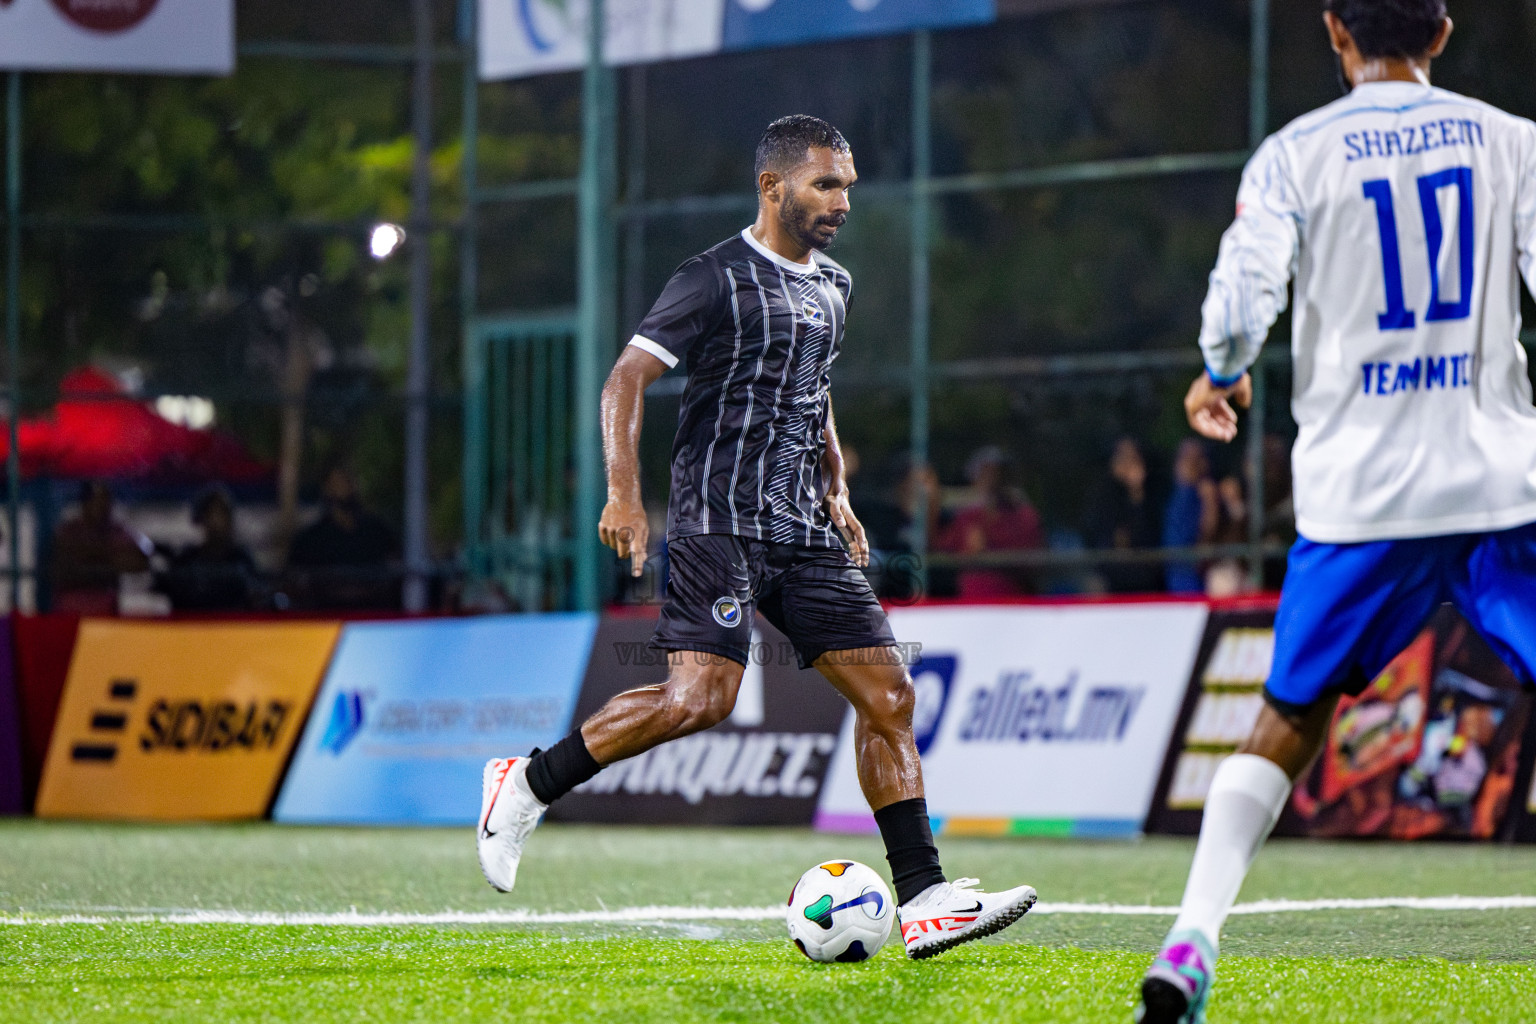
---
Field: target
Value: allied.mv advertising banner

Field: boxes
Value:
[0,0,234,75]
[816,603,1209,837]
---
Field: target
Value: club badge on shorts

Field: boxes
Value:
[711,596,743,628]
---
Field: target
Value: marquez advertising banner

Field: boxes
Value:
[273,614,596,825]
[0,0,234,75]
[816,603,1209,837]
[35,620,338,820]
[1147,605,1535,841]
[549,610,850,825]
[480,0,993,80]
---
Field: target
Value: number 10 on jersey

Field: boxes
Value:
[1363,166,1474,331]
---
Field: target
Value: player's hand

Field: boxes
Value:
[599,499,649,577]
[1185,372,1253,442]
[824,480,869,567]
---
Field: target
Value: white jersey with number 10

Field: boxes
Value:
[1200,80,1536,544]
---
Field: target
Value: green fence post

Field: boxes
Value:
[5,73,21,613]
[459,0,483,582]
[574,0,616,611]
[909,31,932,589]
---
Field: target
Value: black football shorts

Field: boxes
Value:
[651,534,897,669]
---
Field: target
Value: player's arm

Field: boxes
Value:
[822,399,869,567]
[599,348,669,577]
[1187,136,1300,442]
[599,255,723,576]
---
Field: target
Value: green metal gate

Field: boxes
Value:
[463,310,580,611]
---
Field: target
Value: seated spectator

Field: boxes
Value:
[288,466,399,609]
[51,479,151,615]
[159,486,257,611]
[1162,438,1219,593]
[936,446,1044,599]
[1083,437,1164,593]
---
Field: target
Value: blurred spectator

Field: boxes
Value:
[1162,438,1219,593]
[1083,437,1163,593]
[287,465,399,608]
[857,454,950,601]
[936,446,1044,599]
[1259,433,1296,589]
[51,479,152,615]
[1204,472,1252,597]
[159,486,257,611]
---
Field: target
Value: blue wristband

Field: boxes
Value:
[1205,366,1245,388]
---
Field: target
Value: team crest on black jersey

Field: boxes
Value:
[798,295,826,326]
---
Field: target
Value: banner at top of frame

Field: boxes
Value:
[479,0,995,81]
[0,0,233,75]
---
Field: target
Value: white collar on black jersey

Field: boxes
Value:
[740,227,816,274]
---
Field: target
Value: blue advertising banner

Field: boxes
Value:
[481,0,996,80]
[273,614,597,825]
[722,0,993,52]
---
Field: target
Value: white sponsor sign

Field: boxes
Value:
[816,604,1208,835]
[480,0,724,81]
[0,0,232,75]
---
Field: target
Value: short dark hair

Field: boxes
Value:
[1324,0,1447,60]
[754,115,850,180]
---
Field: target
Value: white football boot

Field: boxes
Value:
[897,877,1038,959]
[477,756,547,893]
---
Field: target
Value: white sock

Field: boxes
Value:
[1169,753,1292,950]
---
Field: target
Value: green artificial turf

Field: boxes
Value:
[3,821,1536,1022]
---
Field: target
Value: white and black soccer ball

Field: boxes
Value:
[785,860,894,963]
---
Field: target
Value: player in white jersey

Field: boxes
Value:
[1137,2,1536,1022]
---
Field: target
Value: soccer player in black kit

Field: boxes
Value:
[478,116,1036,958]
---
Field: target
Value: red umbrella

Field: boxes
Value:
[0,367,271,484]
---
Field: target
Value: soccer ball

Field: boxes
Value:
[785,860,894,963]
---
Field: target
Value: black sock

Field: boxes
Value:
[525,729,601,806]
[874,797,946,905]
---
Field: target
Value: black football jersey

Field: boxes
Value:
[630,228,851,548]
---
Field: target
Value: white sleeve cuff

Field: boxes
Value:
[627,335,678,369]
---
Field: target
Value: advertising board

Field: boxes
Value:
[0,0,233,74]
[273,614,596,825]
[0,618,21,813]
[35,620,338,820]
[1147,605,1535,841]
[815,603,1209,837]
[480,0,994,80]
[550,610,849,825]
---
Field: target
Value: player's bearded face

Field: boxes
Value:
[779,190,845,252]
[777,150,854,251]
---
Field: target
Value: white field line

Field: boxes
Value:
[4,895,1536,927]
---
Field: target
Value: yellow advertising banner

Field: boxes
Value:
[36,620,340,820]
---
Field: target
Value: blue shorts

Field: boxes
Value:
[1266,521,1536,713]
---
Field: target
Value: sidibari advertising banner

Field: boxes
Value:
[273,614,596,826]
[0,0,233,75]
[816,603,1209,838]
[480,0,993,80]
[1147,605,1536,841]
[549,610,849,825]
[35,620,338,820]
